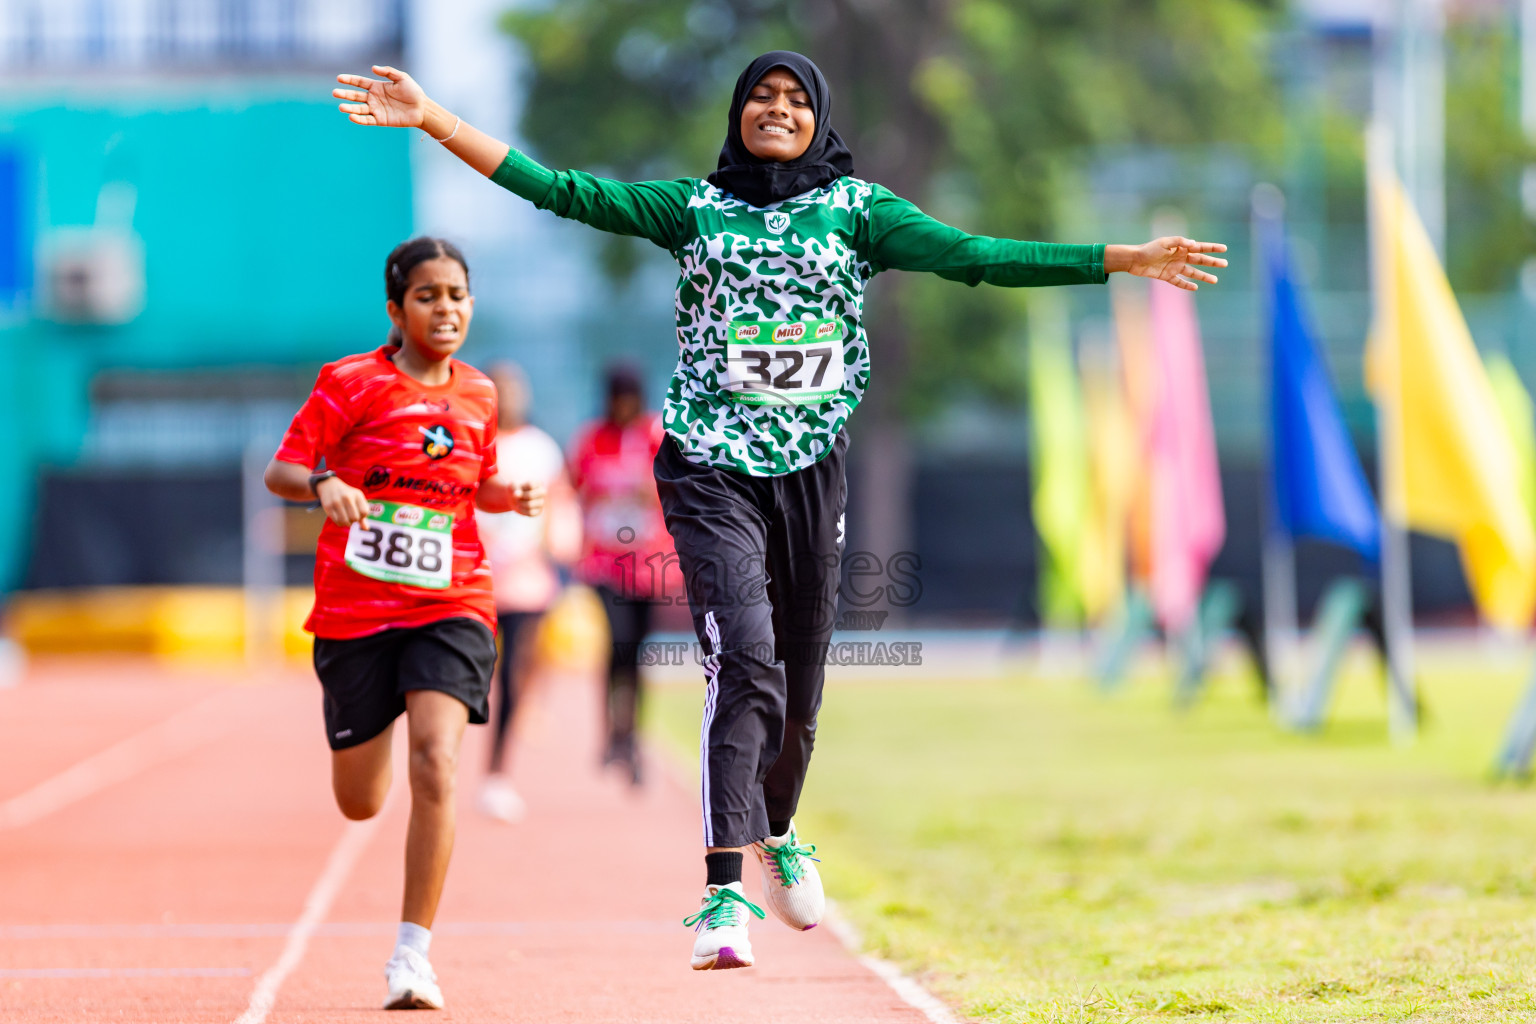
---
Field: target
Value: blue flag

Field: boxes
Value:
[1266,225,1381,560]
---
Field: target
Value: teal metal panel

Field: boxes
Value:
[0,80,413,589]
[0,83,413,365]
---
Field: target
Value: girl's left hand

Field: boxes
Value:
[512,481,546,518]
[1125,237,1228,291]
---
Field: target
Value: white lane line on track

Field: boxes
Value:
[0,693,232,830]
[232,785,397,1024]
[825,901,962,1024]
[1,967,252,978]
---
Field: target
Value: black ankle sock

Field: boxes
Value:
[768,819,792,839]
[704,852,743,888]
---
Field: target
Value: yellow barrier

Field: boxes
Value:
[7,586,316,662]
[6,584,612,670]
[535,584,610,674]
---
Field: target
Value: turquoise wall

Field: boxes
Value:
[0,80,413,588]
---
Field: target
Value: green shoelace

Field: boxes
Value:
[682,887,766,931]
[762,835,820,887]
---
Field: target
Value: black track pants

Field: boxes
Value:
[654,432,847,849]
[596,583,653,755]
[488,611,540,773]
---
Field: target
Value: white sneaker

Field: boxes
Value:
[684,881,764,970]
[752,822,825,931]
[476,776,525,823]
[383,945,443,1010]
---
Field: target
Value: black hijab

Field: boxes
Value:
[706,51,855,209]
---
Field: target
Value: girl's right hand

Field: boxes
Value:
[315,477,373,528]
[334,66,431,129]
[335,66,511,177]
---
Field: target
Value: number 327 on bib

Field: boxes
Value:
[723,319,845,406]
[343,501,454,590]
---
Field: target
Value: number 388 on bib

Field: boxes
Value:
[343,501,455,590]
[722,318,846,407]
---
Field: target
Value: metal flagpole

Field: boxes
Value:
[1495,0,1536,777]
[1400,0,1445,258]
[243,437,284,667]
[1367,121,1419,742]
[1523,0,1536,285]
[1524,0,1536,140]
[1252,183,1299,718]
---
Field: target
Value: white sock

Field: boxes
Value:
[397,921,431,958]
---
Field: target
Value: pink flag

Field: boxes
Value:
[1148,280,1226,632]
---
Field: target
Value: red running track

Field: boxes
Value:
[0,658,936,1023]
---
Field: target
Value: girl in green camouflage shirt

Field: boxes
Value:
[335,49,1226,972]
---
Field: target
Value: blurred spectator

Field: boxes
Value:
[569,365,674,785]
[476,361,580,822]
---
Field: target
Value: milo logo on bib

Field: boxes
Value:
[723,318,846,407]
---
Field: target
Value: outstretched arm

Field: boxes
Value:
[334,66,689,249]
[864,186,1227,290]
[334,65,510,176]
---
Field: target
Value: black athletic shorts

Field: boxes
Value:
[312,617,497,751]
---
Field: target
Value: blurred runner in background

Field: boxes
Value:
[476,361,580,823]
[569,365,674,786]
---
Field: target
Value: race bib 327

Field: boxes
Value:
[722,319,845,407]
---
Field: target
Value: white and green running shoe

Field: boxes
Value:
[752,822,824,931]
[683,881,765,970]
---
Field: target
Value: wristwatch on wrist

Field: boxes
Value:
[307,470,338,496]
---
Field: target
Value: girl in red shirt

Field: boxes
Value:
[264,237,543,1010]
[567,365,676,784]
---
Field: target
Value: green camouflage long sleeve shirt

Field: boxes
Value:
[492,149,1105,477]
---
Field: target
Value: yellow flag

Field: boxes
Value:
[1112,280,1157,587]
[1078,336,1135,621]
[1367,169,1536,630]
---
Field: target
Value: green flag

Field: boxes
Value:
[1027,295,1089,626]
[1486,352,1536,525]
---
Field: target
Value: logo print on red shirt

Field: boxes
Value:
[419,424,455,460]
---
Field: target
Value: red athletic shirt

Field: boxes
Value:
[568,412,674,597]
[275,345,499,639]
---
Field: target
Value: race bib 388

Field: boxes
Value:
[722,319,845,406]
[343,501,454,590]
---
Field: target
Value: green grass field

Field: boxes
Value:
[646,645,1536,1022]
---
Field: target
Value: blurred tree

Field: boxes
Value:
[500,0,1284,561]
[1443,18,1534,296]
